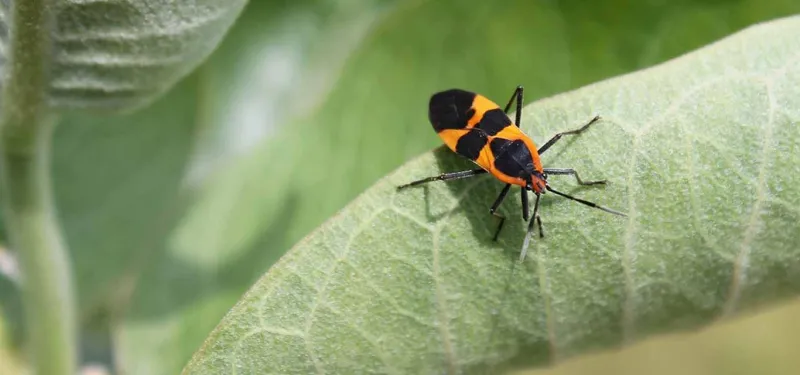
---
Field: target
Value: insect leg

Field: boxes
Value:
[519,193,542,262]
[543,167,606,185]
[502,85,524,118]
[546,185,627,217]
[490,184,512,241]
[397,169,487,189]
[537,115,602,155]
[502,85,525,128]
[535,214,544,238]
[521,186,529,221]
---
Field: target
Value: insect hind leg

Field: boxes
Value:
[397,168,487,189]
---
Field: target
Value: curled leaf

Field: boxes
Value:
[3,0,247,111]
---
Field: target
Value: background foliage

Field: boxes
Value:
[1,0,800,374]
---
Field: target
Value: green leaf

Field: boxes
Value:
[110,1,396,374]
[54,75,201,314]
[0,0,246,372]
[21,0,794,373]
[189,0,800,262]
[183,15,800,374]
[1,0,247,111]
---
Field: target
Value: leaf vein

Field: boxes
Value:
[683,127,717,250]
[431,228,458,374]
[637,73,767,136]
[723,79,775,315]
[54,6,234,42]
[301,208,390,374]
[339,258,436,328]
[621,135,640,343]
[535,244,559,362]
[320,301,402,374]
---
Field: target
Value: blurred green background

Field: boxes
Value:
[1,0,800,374]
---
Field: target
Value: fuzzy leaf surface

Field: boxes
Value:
[184,16,800,374]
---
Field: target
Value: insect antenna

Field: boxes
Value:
[545,185,627,217]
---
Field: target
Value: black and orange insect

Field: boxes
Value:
[397,86,626,260]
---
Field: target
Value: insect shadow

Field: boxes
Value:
[413,143,612,372]
[424,146,603,254]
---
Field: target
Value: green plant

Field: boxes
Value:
[1,1,799,374]
[183,16,800,373]
[0,1,246,374]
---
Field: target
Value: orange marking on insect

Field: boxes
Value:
[466,94,500,129]
[398,86,626,262]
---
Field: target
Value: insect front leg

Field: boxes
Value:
[543,167,606,186]
[489,183,512,241]
[537,115,601,155]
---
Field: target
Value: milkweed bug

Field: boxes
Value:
[397,85,626,261]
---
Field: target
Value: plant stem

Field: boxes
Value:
[0,1,77,375]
